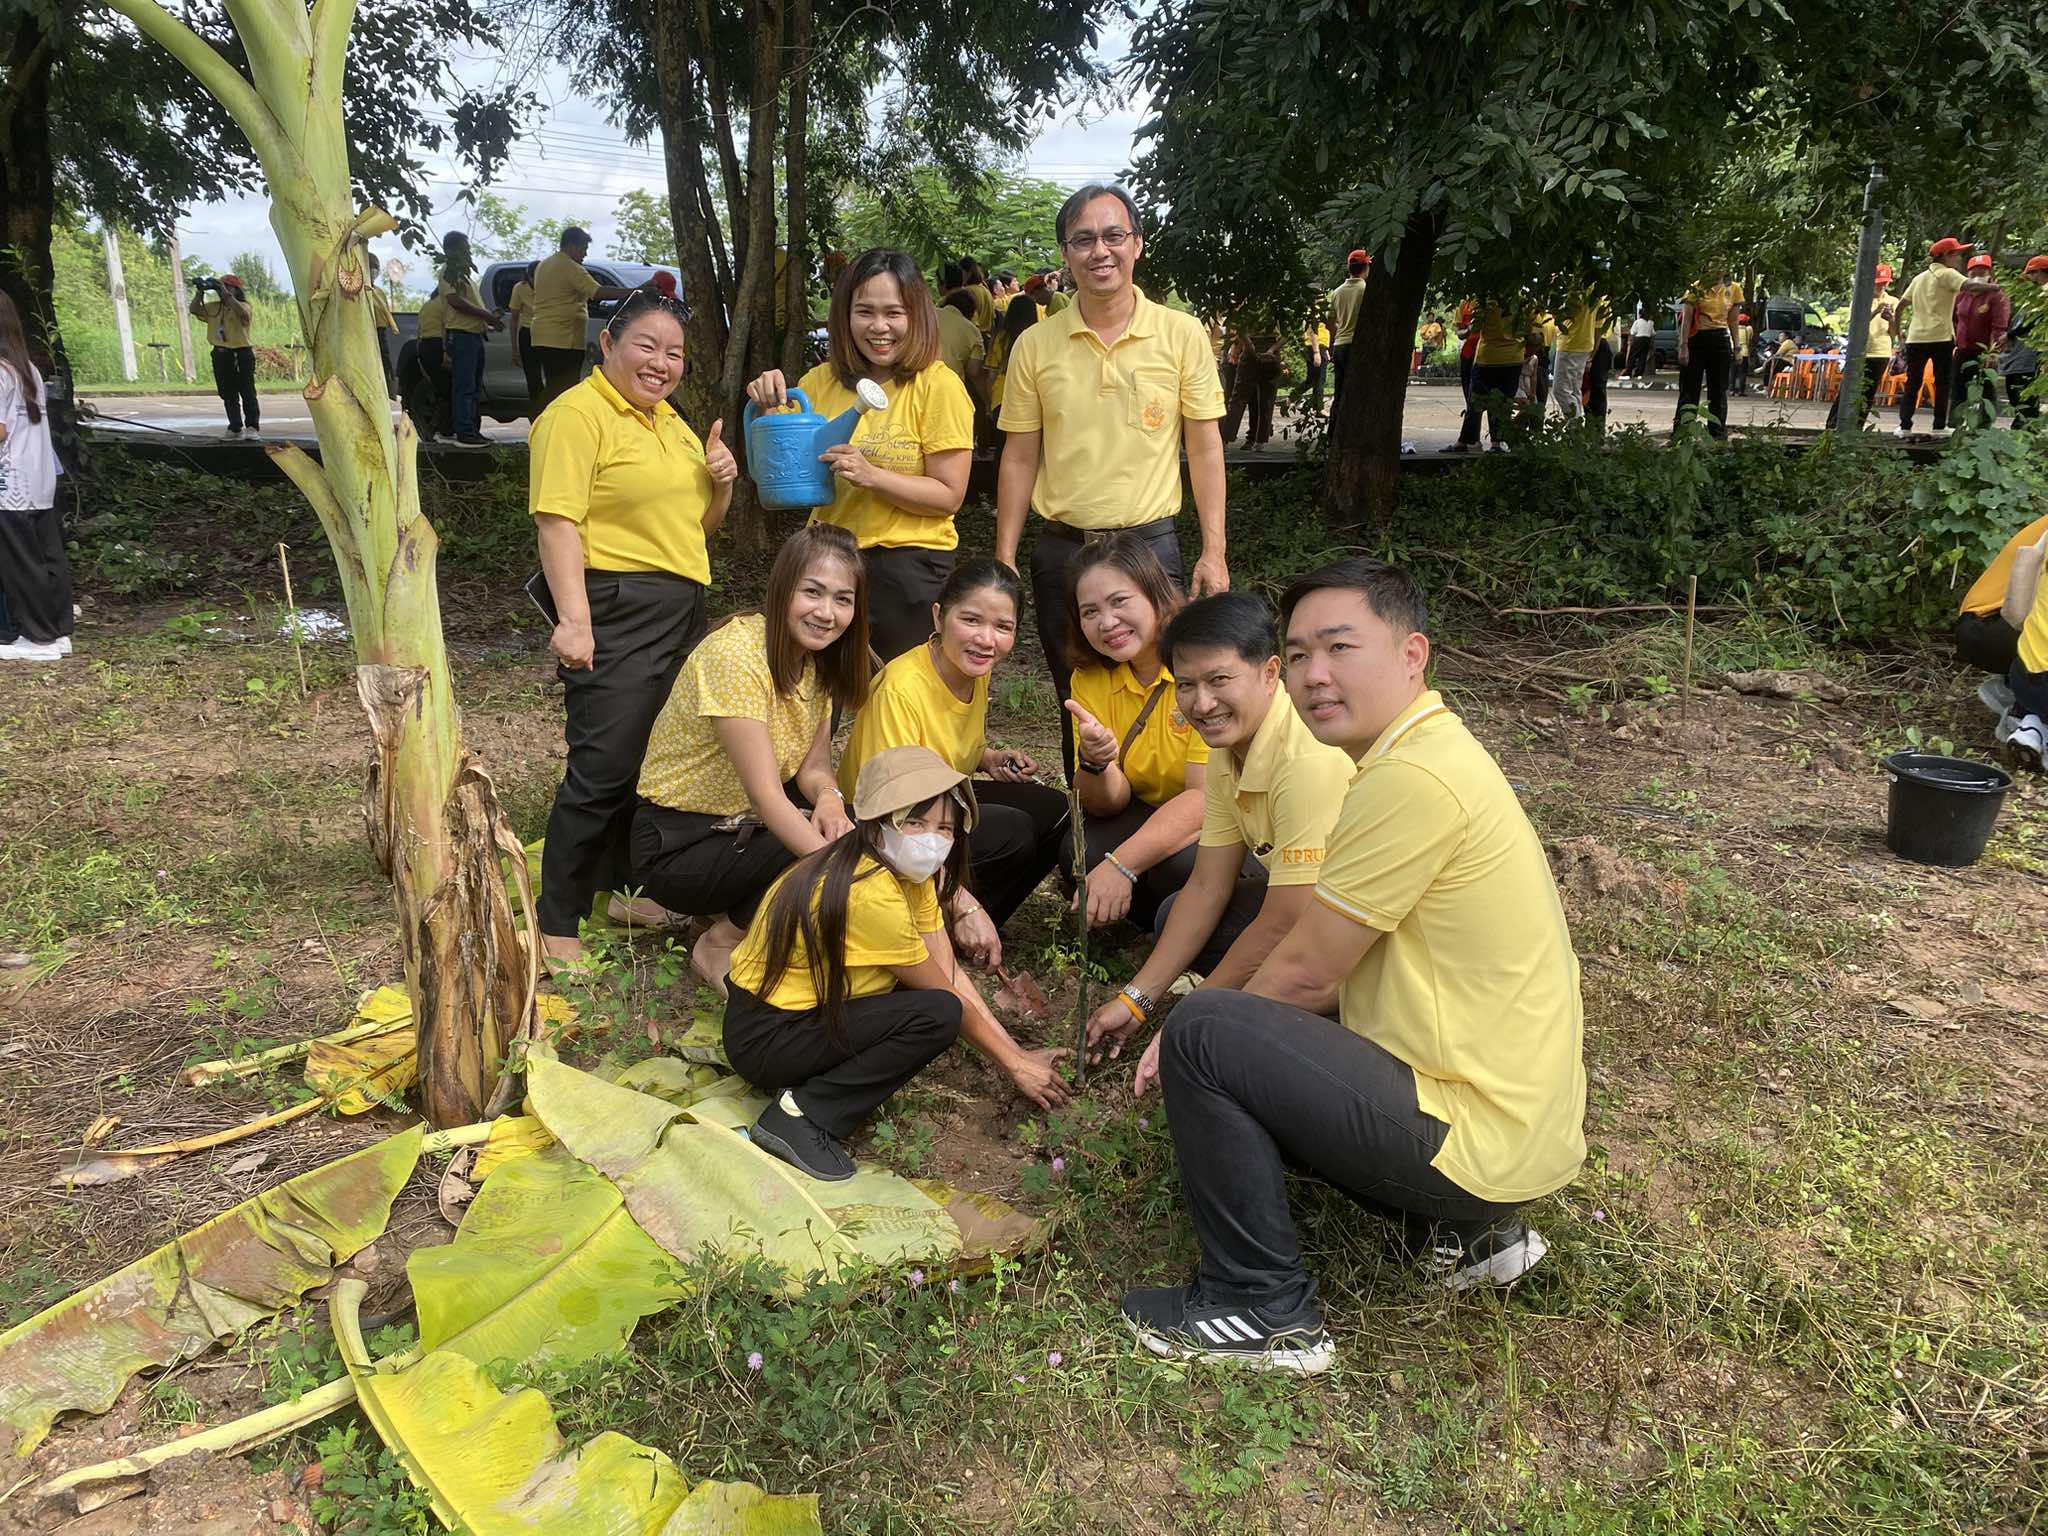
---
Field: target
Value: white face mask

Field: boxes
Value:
[879,824,952,883]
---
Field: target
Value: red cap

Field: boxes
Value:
[219,273,244,289]
[1929,237,1975,259]
[1347,249,1371,266]
[1874,262,1894,284]
[650,270,678,295]
[1022,273,1045,294]
[1967,254,1993,272]
[2026,255,2048,276]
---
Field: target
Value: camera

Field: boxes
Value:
[197,277,221,294]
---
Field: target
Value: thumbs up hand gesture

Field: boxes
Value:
[703,419,738,485]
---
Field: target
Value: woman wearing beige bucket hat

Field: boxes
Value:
[723,744,1072,1181]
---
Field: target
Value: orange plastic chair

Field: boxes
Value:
[1792,358,1817,399]
[1769,363,1795,398]
[1876,369,1903,406]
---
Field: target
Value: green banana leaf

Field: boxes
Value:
[409,1146,683,1370]
[0,1127,422,1458]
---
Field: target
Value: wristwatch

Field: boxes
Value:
[1120,982,1155,1017]
[1077,757,1108,775]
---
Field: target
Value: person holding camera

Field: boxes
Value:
[188,274,259,438]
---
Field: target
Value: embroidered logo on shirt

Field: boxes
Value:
[1142,401,1167,430]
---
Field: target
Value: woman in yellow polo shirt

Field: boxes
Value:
[1061,533,1210,931]
[530,290,738,970]
[629,524,872,994]
[743,248,974,660]
[725,745,1071,1180]
[838,559,1069,965]
[1444,299,1526,453]
[505,262,541,418]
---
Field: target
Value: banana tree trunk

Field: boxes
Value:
[100,0,536,1126]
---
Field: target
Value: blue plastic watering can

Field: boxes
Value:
[744,386,879,510]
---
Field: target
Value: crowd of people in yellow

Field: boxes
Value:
[520,183,1590,1376]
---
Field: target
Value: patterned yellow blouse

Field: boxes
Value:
[637,613,826,816]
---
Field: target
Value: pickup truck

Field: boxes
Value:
[1645,294,1831,371]
[384,257,682,424]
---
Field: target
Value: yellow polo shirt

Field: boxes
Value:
[438,274,488,334]
[639,614,826,817]
[1314,691,1587,1204]
[531,251,601,350]
[416,295,447,342]
[793,361,973,551]
[838,643,986,796]
[728,857,943,1011]
[191,296,253,349]
[1867,290,1898,355]
[1042,290,1070,317]
[1902,263,1966,344]
[1683,281,1743,332]
[1472,304,1526,366]
[1197,689,1355,883]
[1068,660,1209,808]
[936,308,983,385]
[967,283,995,335]
[1962,513,2048,617]
[528,369,714,582]
[1329,276,1366,345]
[998,287,1225,530]
[1559,300,1603,354]
[508,280,536,332]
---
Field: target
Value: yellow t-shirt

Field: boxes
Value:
[1867,290,1898,355]
[1683,281,1744,332]
[416,295,447,342]
[1962,512,2048,617]
[936,308,983,385]
[639,614,827,816]
[838,643,986,796]
[997,287,1226,530]
[793,361,973,550]
[1314,692,1588,1204]
[438,274,487,334]
[1196,688,1355,884]
[967,283,995,335]
[1068,660,1209,808]
[1559,300,1603,355]
[1902,263,1966,344]
[191,296,252,349]
[531,250,601,351]
[1472,304,1526,367]
[508,280,536,331]
[528,369,714,583]
[1329,276,1366,346]
[1042,290,1070,317]
[727,856,943,1010]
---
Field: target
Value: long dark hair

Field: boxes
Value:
[1000,289,1039,351]
[754,798,968,1051]
[828,249,940,387]
[1063,531,1184,672]
[762,523,871,712]
[0,294,44,426]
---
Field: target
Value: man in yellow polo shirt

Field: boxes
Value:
[1119,558,1586,1374]
[529,226,643,416]
[994,183,1228,747]
[188,273,260,438]
[1673,268,1743,440]
[1327,250,1369,403]
[1084,592,1354,1055]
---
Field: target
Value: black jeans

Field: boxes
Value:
[2007,372,2039,420]
[1151,860,1270,974]
[1951,346,1996,429]
[533,344,587,416]
[1625,336,1653,380]
[538,571,706,937]
[1030,518,1184,767]
[628,786,811,929]
[448,330,484,438]
[410,338,452,437]
[1159,990,1518,1315]
[1827,357,1889,429]
[1957,611,2021,675]
[722,980,961,1139]
[211,345,258,431]
[1330,342,1354,403]
[1223,358,1279,446]
[516,328,543,419]
[968,779,1070,929]
[1457,363,1520,446]
[1586,339,1613,425]
[0,506,74,643]
[1673,327,1733,438]
[1900,340,1955,432]
[1081,797,1198,933]
[861,545,954,663]
[1457,352,1474,403]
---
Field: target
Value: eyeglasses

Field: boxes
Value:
[612,286,692,325]
[1061,227,1134,254]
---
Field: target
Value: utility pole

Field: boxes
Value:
[103,226,139,382]
[167,230,197,383]
[1835,165,1886,438]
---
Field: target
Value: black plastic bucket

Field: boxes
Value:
[1883,753,2012,867]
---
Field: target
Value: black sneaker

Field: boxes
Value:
[455,432,492,447]
[748,1094,856,1182]
[1424,1221,1550,1292]
[1119,1283,1334,1375]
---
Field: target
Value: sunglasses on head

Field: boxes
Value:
[612,286,692,325]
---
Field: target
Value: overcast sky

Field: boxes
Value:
[172,33,1146,286]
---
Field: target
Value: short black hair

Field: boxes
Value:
[1162,591,1277,671]
[1280,559,1428,640]
[1056,184,1144,245]
[441,230,469,251]
[939,260,965,291]
[939,290,977,320]
[559,226,591,249]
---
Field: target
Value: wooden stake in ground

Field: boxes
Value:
[1680,574,1699,722]
[1068,768,1089,1087]
[278,542,309,698]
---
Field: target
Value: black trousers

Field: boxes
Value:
[2011,658,2048,721]
[211,346,258,431]
[1673,327,1732,439]
[1827,357,1889,429]
[1159,990,1518,1315]
[722,980,961,1139]
[861,545,953,662]
[1330,342,1354,403]
[1586,339,1613,424]
[967,779,1070,929]
[0,506,74,643]
[516,328,543,419]
[533,345,587,417]
[1900,340,1955,432]
[1457,352,1474,403]
[410,338,452,437]
[1957,611,2021,675]
[538,572,706,937]
[627,784,811,929]
[1626,335,1653,380]
[1029,518,1184,768]
[1151,860,1270,975]
[1223,359,1280,446]
[1080,797,1199,932]
[1457,363,1520,446]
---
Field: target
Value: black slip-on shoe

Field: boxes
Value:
[749,1096,856,1182]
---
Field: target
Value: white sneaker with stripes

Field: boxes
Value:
[1119,1284,1334,1375]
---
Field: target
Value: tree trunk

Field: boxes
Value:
[695,0,751,281]
[778,0,812,381]
[0,11,79,463]
[651,0,724,430]
[105,0,536,1128]
[1323,213,1440,529]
